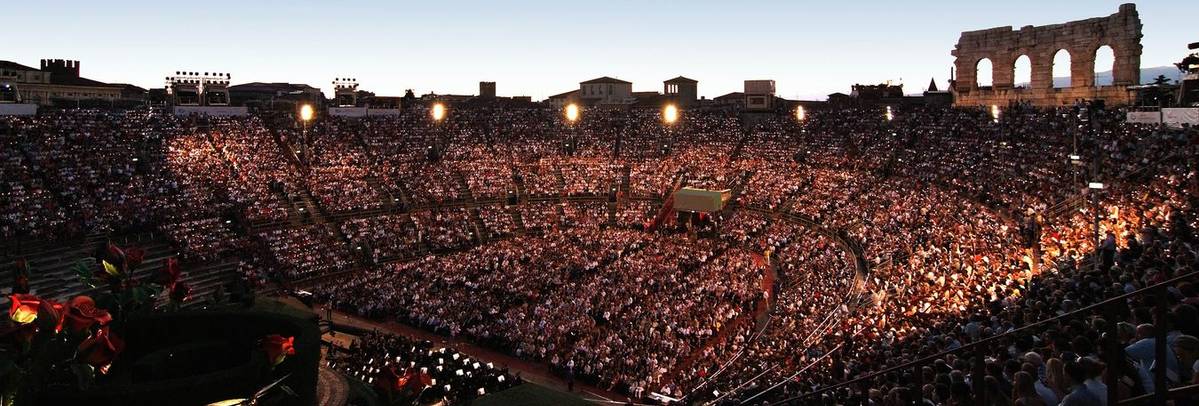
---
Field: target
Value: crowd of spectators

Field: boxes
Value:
[3,104,1196,405]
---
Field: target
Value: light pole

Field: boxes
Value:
[431,102,446,123]
[1084,100,1105,273]
[1089,181,1104,272]
[430,102,446,161]
[662,103,679,155]
[565,103,579,154]
[299,104,314,165]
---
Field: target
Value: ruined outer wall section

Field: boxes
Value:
[952,3,1142,106]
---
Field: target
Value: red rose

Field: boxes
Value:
[169,281,191,303]
[154,258,181,290]
[8,294,41,324]
[261,334,296,366]
[77,327,125,374]
[37,299,66,334]
[105,242,125,263]
[124,246,146,270]
[64,296,113,334]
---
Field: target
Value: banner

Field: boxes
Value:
[327,107,403,117]
[1125,111,1161,124]
[328,107,367,117]
[0,104,37,116]
[1163,108,1199,129]
[173,106,248,116]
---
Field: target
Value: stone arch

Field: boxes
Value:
[975,57,994,88]
[1013,54,1032,88]
[949,4,1141,105]
[1051,49,1071,88]
[1094,45,1116,86]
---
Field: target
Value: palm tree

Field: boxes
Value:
[1145,75,1176,107]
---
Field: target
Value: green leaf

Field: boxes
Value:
[73,261,97,289]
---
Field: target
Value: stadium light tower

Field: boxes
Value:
[565,103,580,124]
[431,103,447,122]
[563,103,581,155]
[299,104,315,165]
[663,104,679,125]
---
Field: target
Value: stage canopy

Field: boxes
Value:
[673,187,730,212]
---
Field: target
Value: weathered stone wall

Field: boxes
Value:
[952,3,1142,106]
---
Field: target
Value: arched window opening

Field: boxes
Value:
[1013,55,1032,88]
[976,58,994,88]
[1052,49,1072,88]
[1094,45,1115,86]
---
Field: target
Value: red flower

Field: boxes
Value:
[124,246,146,270]
[77,327,125,373]
[261,334,296,366]
[169,281,191,303]
[154,258,181,290]
[105,242,125,263]
[37,299,66,334]
[64,296,112,334]
[8,294,41,324]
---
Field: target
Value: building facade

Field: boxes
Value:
[580,76,633,105]
[664,76,698,106]
[0,59,137,105]
[951,4,1142,106]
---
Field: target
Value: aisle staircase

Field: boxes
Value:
[620,165,632,193]
[453,170,474,202]
[510,208,527,234]
[645,173,689,231]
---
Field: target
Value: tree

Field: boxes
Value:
[1145,75,1176,107]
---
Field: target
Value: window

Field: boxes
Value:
[1013,55,1031,88]
[976,58,993,88]
[1094,45,1115,86]
[1052,49,1071,88]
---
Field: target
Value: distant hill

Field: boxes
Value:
[1014,66,1181,88]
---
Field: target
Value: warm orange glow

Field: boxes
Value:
[565,103,580,122]
[663,104,679,124]
[11,306,36,324]
[990,104,1001,122]
[885,106,894,121]
[431,103,446,121]
[795,105,806,121]
[299,104,314,122]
